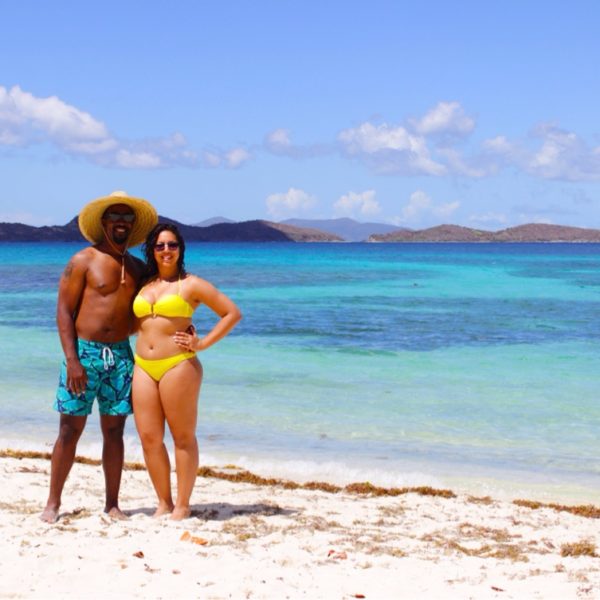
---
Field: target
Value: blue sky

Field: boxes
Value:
[1,1,600,228]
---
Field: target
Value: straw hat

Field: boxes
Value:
[78,190,158,247]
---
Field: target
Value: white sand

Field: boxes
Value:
[1,454,599,599]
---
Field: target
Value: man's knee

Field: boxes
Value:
[101,415,126,442]
[57,415,86,445]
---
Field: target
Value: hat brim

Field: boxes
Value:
[78,194,158,247]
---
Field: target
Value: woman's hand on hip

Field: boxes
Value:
[173,324,203,352]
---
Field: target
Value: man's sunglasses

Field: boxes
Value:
[104,212,136,223]
[154,241,180,251]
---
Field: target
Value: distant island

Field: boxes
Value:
[368,223,600,243]
[0,216,343,243]
[281,217,405,242]
[2,216,600,243]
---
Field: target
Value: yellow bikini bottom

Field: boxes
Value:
[134,352,196,382]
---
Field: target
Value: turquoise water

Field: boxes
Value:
[1,242,600,502]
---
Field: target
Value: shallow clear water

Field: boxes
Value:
[1,242,599,502]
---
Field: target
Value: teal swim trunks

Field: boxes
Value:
[54,339,134,416]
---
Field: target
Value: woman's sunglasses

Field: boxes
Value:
[104,212,136,222]
[154,241,180,251]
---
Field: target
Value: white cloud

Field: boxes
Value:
[402,190,432,220]
[202,151,222,167]
[411,101,475,137]
[264,128,331,158]
[336,102,479,176]
[339,121,419,153]
[333,190,381,218]
[0,85,246,171]
[201,146,252,169]
[338,121,446,176]
[482,135,514,155]
[479,124,600,181]
[524,123,600,181]
[115,149,162,169]
[436,148,489,177]
[265,128,292,153]
[0,85,112,151]
[225,147,252,168]
[399,190,460,224]
[433,200,461,218]
[266,188,317,219]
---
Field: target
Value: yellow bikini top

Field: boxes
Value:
[133,276,195,319]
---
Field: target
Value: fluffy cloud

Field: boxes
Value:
[266,188,317,219]
[333,190,381,217]
[201,146,252,169]
[6,86,600,183]
[114,149,162,169]
[336,103,600,182]
[264,128,331,158]
[337,102,481,176]
[338,121,446,176]
[225,147,252,168]
[481,125,600,181]
[0,85,112,152]
[411,101,475,137]
[265,128,293,154]
[525,123,600,181]
[398,190,460,224]
[0,86,247,171]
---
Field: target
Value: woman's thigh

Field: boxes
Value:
[159,358,203,438]
[132,365,164,439]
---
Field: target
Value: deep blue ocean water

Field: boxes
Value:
[1,242,599,502]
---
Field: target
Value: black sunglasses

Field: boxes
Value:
[104,212,136,223]
[154,241,180,251]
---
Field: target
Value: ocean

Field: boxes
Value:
[1,242,599,502]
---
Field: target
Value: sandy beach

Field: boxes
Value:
[0,452,598,599]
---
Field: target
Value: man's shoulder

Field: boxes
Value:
[68,246,97,267]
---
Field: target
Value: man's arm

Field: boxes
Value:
[56,251,89,394]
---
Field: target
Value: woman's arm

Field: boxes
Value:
[173,276,241,352]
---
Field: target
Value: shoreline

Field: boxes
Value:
[0,437,600,507]
[1,450,600,598]
[3,448,600,520]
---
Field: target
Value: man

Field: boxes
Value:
[41,191,157,523]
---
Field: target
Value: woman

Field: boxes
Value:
[132,223,241,519]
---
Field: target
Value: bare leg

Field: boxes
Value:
[41,414,87,523]
[132,366,174,516]
[161,358,202,520]
[100,414,127,519]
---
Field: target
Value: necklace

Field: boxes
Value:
[101,225,128,284]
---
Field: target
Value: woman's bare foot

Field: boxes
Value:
[40,505,59,524]
[153,501,174,518]
[171,506,191,521]
[106,506,129,520]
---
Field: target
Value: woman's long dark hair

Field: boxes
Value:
[142,223,186,281]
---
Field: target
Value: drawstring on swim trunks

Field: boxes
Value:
[101,346,115,371]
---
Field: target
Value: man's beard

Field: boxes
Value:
[111,229,130,245]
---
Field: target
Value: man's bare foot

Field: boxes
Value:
[40,505,59,524]
[105,506,129,520]
[171,506,191,521]
[153,501,174,518]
